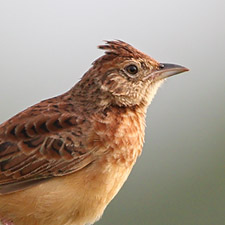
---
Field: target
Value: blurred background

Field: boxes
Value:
[0,0,224,224]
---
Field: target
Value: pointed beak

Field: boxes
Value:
[146,63,189,81]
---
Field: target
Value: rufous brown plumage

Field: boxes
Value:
[0,40,188,225]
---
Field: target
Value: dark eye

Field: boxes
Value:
[125,64,138,75]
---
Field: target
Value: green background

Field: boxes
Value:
[0,1,224,224]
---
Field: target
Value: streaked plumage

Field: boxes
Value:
[0,40,188,225]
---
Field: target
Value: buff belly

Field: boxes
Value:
[0,159,133,225]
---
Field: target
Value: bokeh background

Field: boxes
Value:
[0,0,224,224]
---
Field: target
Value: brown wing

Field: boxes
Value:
[0,99,96,194]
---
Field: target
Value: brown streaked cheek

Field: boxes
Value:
[101,74,128,96]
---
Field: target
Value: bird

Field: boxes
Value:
[0,40,188,225]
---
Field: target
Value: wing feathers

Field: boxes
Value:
[0,109,94,194]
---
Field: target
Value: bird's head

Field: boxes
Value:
[76,40,188,109]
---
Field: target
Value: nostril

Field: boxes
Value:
[159,64,165,69]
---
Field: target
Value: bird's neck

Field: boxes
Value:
[90,104,147,168]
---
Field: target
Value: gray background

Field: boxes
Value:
[0,0,224,225]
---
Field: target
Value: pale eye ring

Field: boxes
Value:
[125,64,138,75]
